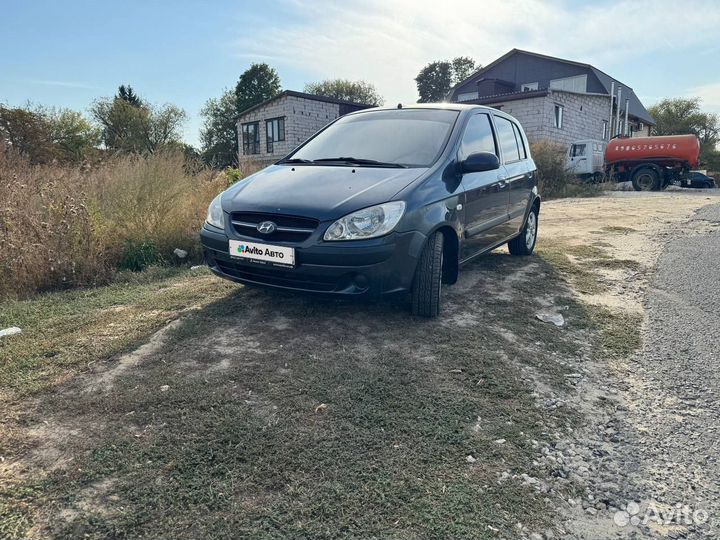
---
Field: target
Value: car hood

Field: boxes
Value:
[222,164,426,220]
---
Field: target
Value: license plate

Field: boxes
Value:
[228,240,295,267]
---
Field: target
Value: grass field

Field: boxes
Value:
[0,247,602,539]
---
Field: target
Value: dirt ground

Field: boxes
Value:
[1,190,718,539]
[539,190,718,312]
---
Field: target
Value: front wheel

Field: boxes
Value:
[411,232,444,318]
[508,206,538,256]
[632,167,660,191]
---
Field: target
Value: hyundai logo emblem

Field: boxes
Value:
[257,221,277,234]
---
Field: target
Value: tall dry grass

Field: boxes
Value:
[0,149,227,298]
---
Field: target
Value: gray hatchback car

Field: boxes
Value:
[201,104,540,317]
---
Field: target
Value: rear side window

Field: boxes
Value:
[458,113,497,161]
[512,123,528,160]
[494,116,521,163]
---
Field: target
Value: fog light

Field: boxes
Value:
[353,274,369,289]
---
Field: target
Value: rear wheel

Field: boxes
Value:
[632,167,660,191]
[411,232,444,318]
[508,206,538,256]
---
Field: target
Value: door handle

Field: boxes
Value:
[498,180,508,189]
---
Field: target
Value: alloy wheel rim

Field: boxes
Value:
[526,213,537,249]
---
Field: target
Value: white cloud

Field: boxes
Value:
[689,82,720,112]
[24,79,97,89]
[232,0,720,104]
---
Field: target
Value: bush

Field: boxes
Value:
[119,239,164,271]
[530,140,607,199]
[0,148,226,298]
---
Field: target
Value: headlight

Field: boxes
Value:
[206,193,224,229]
[324,201,406,241]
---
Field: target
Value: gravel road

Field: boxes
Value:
[560,201,720,539]
[627,202,720,538]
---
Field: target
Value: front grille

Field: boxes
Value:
[230,212,319,243]
[215,260,337,292]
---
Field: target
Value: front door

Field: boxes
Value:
[568,142,589,175]
[457,112,510,261]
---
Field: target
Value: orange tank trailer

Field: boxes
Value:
[605,135,700,168]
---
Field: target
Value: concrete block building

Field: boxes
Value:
[236,90,372,165]
[448,49,655,148]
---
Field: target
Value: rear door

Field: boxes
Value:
[494,115,534,235]
[458,112,509,260]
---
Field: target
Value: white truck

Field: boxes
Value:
[566,139,606,183]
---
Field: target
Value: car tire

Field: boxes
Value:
[631,167,660,191]
[508,206,538,256]
[411,232,444,318]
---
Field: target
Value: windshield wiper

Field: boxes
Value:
[312,157,407,168]
[279,157,313,164]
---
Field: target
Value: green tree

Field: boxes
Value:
[415,61,453,103]
[91,86,186,154]
[648,98,706,137]
[303,79,383,106]
[118,84,143,107]
[415,57,479,103]
[0,105,55,163]
[234,63,281,114]
[648,97,719,162]
[451,57,478,84]
[45,108,100,162]
[200,64,282,168]
[199,89,238,167]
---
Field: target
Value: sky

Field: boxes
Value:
[2,0,720,147]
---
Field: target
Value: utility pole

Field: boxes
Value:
[624,99,630,136]
[607,82,615,141]
[615,86,622,138]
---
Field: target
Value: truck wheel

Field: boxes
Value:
[592,171,605,183]
[632,167,660,191]
[411,232,444,318]
[508,206,538,256]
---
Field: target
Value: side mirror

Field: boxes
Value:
[460,152,500,173]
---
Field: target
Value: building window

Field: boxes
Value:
[266,117,285,153]
[457,91,479,102]
[554,104,563,129]
[241,122,260,155]
[521,82,538,92]
[602,120,608,140]
[549,74,587,93]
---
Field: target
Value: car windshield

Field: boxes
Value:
[285,109,459,168]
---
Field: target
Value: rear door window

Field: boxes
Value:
[512,123,527,160]
[494,116,521,163]
[458,113,497,161]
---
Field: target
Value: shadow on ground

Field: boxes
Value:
[5,252,596,540]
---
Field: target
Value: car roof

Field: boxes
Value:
[344,102,497,115]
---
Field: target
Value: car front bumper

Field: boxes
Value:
[199,225,427,296]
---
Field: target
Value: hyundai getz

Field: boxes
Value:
[201,104,540,317]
